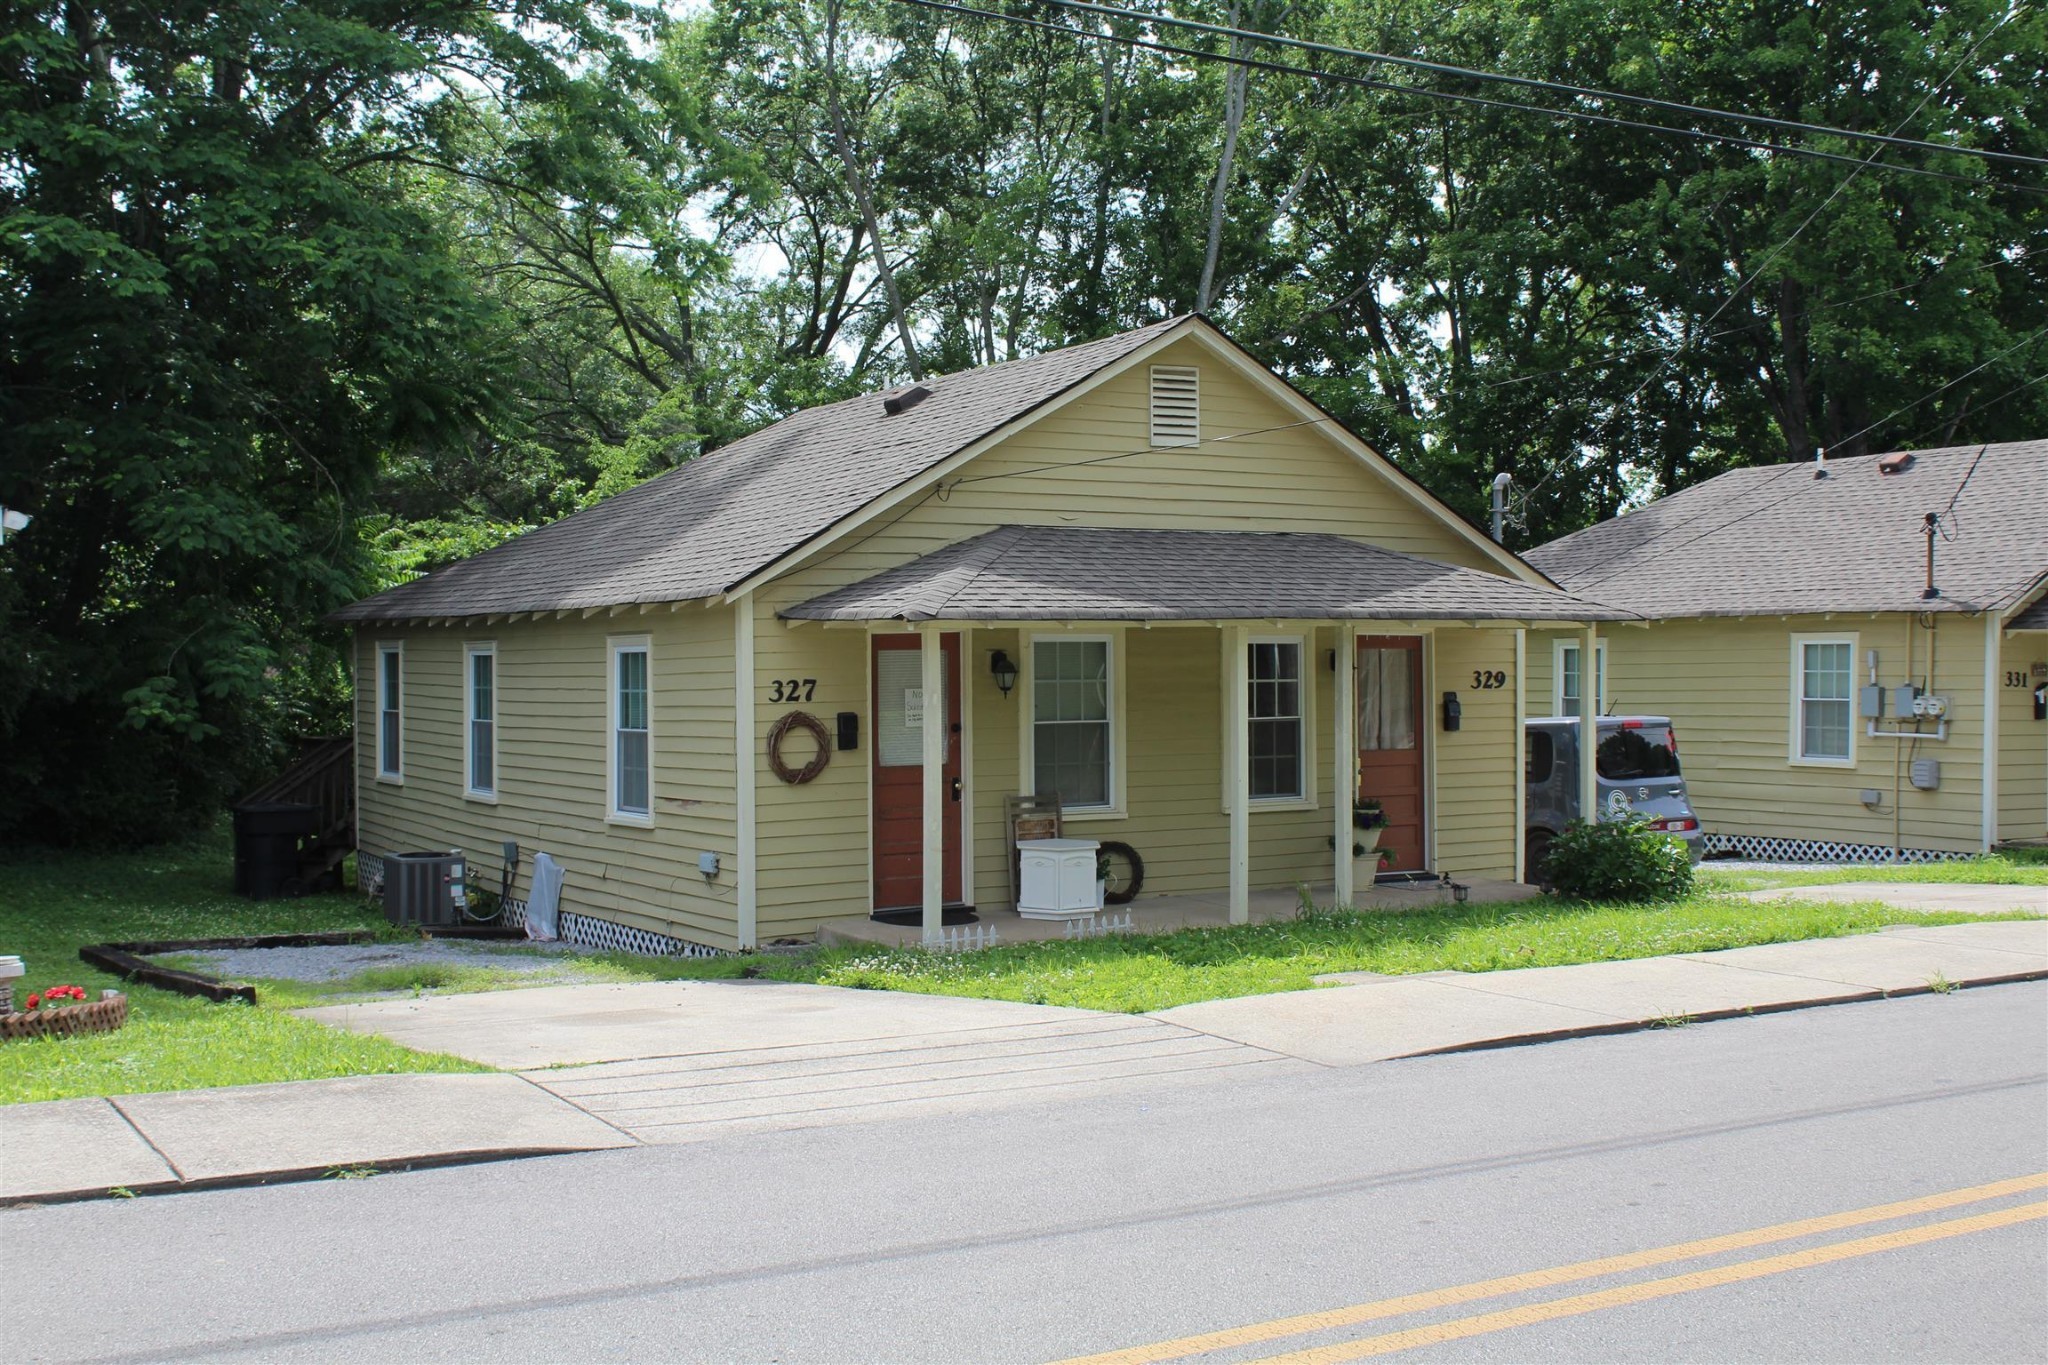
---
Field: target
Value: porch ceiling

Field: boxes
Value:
[781,525,1638,624]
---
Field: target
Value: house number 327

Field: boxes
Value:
[1470,670,1508,689]
[768,679,818,702]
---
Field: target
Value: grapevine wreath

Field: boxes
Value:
[767,710,832,784]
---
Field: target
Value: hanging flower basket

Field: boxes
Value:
[1,991,128,1042]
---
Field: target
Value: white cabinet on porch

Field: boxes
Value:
[1016,838,1102,920]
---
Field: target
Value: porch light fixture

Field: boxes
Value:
[990,649,1019,697]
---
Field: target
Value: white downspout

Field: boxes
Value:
[734,594,757,950]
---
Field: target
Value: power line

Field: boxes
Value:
[1019,0,2047,172]
[1830,323,2048,454]
[891,0,2039,193]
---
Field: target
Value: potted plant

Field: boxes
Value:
[1352,799,1387,852]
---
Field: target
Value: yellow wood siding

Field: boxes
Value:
[1531,615,1992,854]
[1430,629,1522,879]
[354,608,740,949]
[743,340,1533,935]
[1999,631,2048,841]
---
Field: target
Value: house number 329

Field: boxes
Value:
[767,679,818,702]
[1470,670,1508,689]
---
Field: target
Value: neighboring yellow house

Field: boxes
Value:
[333,317,1626,953]
[1526,442,2048,863]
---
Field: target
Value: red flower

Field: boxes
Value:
[23,993,39,1010]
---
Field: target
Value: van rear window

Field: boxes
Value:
[1597,725,1680,779]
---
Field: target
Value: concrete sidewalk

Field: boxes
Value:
[1155,921,2048,1065]
[1734,881,2046,915]
[5,921,2043,1202]
[0,1073,634,1204]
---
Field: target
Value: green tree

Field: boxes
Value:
[0,0,645,842]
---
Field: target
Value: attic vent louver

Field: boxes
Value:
[884,385,932,417]
[1150,365,1200,447]
[1878,451,1914,475]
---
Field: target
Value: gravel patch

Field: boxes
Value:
[156,938,591,986]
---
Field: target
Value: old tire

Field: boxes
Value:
[1097,841,1145,905]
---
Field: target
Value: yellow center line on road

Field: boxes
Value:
[1049,1172,2048,1365]
[1246,1200,2048,1364]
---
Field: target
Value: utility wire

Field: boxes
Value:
[1827,325,2048,455]
[1016,0,2048,171]
[892,0,2037,192]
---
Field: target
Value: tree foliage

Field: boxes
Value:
[3,0,2042,843]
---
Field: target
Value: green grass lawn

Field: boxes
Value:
[1696,853,2048,893]
[5,832,2041,1103]
[0,832,486,1104]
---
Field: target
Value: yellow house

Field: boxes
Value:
[333,317,1627,953]
[1526,442,2048,863]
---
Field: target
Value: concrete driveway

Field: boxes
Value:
[300,979,1307,1144]
[1734,881,2046,915]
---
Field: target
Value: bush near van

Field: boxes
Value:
[1544,816,1695,902]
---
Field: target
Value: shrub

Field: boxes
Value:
[1545,817,1693,902]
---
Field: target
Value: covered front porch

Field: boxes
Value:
[813,876,1545,949]
[782,524,1631,946]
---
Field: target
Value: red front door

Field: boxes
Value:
[1358,636,1427,874]
[872,634,964,910]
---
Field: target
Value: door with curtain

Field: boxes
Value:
[1357,637,1427,874]
[871,634,964,911]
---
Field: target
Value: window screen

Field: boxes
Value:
[1033,639,1111,807]
[1248,641,1303,799]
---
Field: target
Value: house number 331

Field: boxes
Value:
[767,679,818,702]
[1470,670,1508,689]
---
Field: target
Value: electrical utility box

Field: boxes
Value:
[1891,683,1923,716]
[1910,759,1941,792]
[383,850,468,928]
[1859,685,1885,719]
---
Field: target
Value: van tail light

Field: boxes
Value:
[1651,818,1698,833]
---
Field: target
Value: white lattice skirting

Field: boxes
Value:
[1705,832,1973,865]
[557,911,726,959]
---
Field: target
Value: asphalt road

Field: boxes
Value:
[7,984,2046,1364]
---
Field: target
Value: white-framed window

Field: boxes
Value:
[464,642,497,799]
[608,637,653,822]
[1553,639,1607,717]
[1791,634,1856,766]
[1023,634,1121,814]
[1248,636,1308,802]
[375,642,403,782]
[1149,364,1200,447]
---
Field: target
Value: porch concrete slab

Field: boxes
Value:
[300,978,1101,1070]
[1735,882,2047,915]
[0,1097,180,1202]
[1429,955,1874,1019]
[1154,977,1621,1067]
[108,1073,632,1183]
[817,878,1543,950]
[1678,929,2048,994]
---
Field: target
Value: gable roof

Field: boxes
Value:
[1526,441,2048,619]
[332,318,1187,622]
[782,525,1633,623]
[333,316,1541,624]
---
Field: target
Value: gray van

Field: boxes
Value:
[1525,716,1705,881]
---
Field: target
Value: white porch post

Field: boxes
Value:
[1983,611,2002,852]
[1226,624,1250,924]
[920,625,945,945]
[1333,624,1356,908]
[1579,622,1600,825]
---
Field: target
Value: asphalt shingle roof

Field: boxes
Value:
[782,525,1634,623]
[1526,441,2048,619]
[331,319,1189,622]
